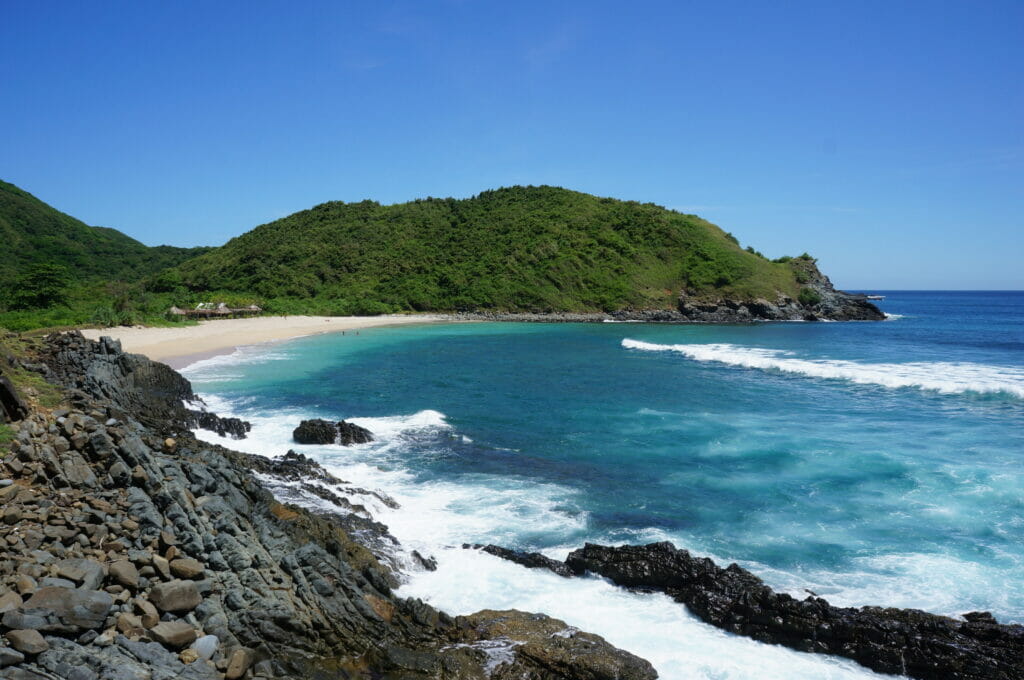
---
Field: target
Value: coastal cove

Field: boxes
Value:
[180,291,1024,679]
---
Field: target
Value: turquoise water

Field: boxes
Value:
[186,292,1024,679]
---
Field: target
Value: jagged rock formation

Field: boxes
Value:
[0,371,28,423]
[36,332,250,439]
[470,542,1024,680]
[292,419,373,446]
[0,334,656,679]
[676,259,884,322]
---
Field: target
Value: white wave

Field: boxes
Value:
[622,338,1024,398]
[751,553,1022,624]
[403,549,900,680]
[180,344,294,381]
[192,394,899,679]
[883,313,904,320]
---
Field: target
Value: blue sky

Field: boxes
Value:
[2,1,1021,289]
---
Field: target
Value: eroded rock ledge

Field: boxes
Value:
[0,334,656,680]
[470,542,1024,680]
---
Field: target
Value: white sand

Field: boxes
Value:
[81,315,450,366]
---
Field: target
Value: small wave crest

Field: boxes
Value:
[622,338,1024,398]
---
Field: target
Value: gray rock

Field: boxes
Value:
[192,634,218,659]
[55,558,106,591]
[148,620,197,649]
[109,560,139,589]
[0,589,23,613]
[6,628,49,654]
[169,557,204,580]
[148,580,201,613]
[225,647,254,679]
[4,586,113,632]
[0,646,25,667]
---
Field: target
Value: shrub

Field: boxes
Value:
[799,288,822,306]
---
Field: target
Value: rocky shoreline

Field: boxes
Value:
[5,330,1013,680]
[0,333,655,679]
[447,263,885,323]
[469,542,1024,680]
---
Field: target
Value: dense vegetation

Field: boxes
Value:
[173,186,805,314]
[2,181,825,329]
[0,180,211,330]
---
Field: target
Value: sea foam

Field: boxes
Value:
[622,338,1024,398]
[191,391,901,679]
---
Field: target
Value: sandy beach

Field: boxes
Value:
[81,314,450,368]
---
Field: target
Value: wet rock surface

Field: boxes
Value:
[292,419,373,446]
[463,544,574,578]
[0,333,659,679]
[475,541,1024,680]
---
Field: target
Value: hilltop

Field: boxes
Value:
[173,185,881,320]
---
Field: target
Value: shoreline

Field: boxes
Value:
[80,314,453,366]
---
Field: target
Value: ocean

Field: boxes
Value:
[184,291,1024,680]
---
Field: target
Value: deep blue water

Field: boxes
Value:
[186,291,1024,679]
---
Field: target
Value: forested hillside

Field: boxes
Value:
[173,185,801,314]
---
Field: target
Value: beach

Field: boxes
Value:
[81,314,450,367]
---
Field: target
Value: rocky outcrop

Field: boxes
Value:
[36,331,251,440]
[0,333,656,679]
[0,371,28,423]
[449,260,885,323]
[292,419,373,446]
[675,260,884,322]
[463,544,574,578]
[472,541,1024,680]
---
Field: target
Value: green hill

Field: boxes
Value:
[0,179,210,288]
[174,185,802,314]
[0,180,211,329]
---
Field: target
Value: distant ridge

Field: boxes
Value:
[0,179,210,289]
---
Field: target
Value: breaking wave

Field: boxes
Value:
[622,339,1024,398]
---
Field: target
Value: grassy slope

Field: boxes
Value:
[176,185,801,314]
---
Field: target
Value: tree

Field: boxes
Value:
[12,263,71,309]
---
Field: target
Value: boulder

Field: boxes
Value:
[149,620,197,649]
[456,610,657,680]
[0,590,23,613]
[5,629,48,655]
[292,419,337,445]
[337,420,374,445]
[149,580,201,613]
[225,647,254,679]
[192,634,219,660]
[3,587,112,633]
[0,646,24,667]
[109,560,140,589]
[169,557,204,579]
[56,558,106,590]
[292,418,373,445]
